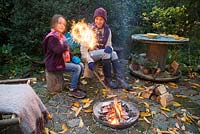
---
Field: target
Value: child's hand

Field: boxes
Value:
[72,56,81,64]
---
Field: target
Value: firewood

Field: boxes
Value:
[171,61,179,72]
[0,117,20,126]
[155,85,167,95]
[0,77,37,84]
[159,92,174,107]
[141,90,153,99]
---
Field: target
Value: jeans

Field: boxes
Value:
[89,49,118,62]
[65,62,84,89]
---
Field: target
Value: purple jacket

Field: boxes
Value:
[42,36,69,72]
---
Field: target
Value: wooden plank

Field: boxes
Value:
[0,78,37,84]
[0,117,20,127]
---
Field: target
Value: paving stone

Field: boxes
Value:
[67,118,81,128]
[75,127,87,134]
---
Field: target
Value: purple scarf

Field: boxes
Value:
[91,23,110,49]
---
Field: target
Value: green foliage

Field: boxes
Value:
[142,6,189,35]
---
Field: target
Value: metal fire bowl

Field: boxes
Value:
[93,99,140,129]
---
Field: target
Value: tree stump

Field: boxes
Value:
[45,70,64,92]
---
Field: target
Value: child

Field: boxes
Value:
[42,14,86,98]
[80,7,132,89]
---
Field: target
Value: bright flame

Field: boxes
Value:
[107,98,125,125]
[70,20,97,49]
[114,97,122,119]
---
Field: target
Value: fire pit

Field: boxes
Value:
[93,98,139,129]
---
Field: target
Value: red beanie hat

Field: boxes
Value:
[93,7,107,21]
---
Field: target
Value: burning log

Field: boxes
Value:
[94,98,139,128]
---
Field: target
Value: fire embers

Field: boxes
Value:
[93,98,139,129]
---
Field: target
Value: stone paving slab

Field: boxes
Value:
[31,60,200,134]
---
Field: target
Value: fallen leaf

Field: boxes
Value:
[122,89,129,93]
[191,115,200,120]
[81,98,90,103]
[175,122,180,129]
[79,118,84,128]
[81,79,87,85]
[160,107,171,112]
[43,128,49,134]
[61,124,68,131]
[198,120,200,127]
[137,87,145,90]
[118,94,128,99]
[143,102,150,108]
[175,94,188,99]
[181,125,185,131]
[102,89,108,95]
[106,94,117,99]
[167,82,179,89]
[161,110,169,118]
[48,113,53,120]
[140,111,151,117]
[143,117,151,124]
[73,101,80,108]
[71,106,82,117]
[129,91,137,95]
[173,101,181,107]
[49,130,57,134]
[190,82,200,88]
[83,100,93,108]
[84,109,93,113]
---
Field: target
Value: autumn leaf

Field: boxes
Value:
[102,89,108,95]
[143,117,151,124]
[83,100,93,108]
[71,106,82,117]
[175,94,188,99]
[81,98,90,103]
[173,101,181,107]
[175,122,180,129]
[106,94,117,99]
[73,101,80,108]
[84,109,93,113]
[61,124,68,131]
[48,113,53,120]
[122,89,129,93]
[129,91,137,95]
[79,118,84,128]
[140,111,151,117]
[49,130,57,134]
[160,107,171,112]
[167,82,179,89]
[197,120,200,127]
[43,128,49,134]
[143,102,150,108]
[81,79,87,85]
[118,94,128,99]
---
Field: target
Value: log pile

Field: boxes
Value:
[141,85,174,107]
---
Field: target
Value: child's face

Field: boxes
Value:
[94,16,105,29]
[54,17,66,33]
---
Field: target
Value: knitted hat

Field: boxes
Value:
[93,7,107,21]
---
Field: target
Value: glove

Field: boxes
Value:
[72,56,81,64]
[88,62,95,71]
[104,46,112,53]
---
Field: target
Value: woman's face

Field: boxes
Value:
[94,16,105,29]
[54,17,66,33]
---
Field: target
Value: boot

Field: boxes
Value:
[102,59,118,89]
[112,59,132,89]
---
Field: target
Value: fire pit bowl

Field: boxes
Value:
[93,98,139,129]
